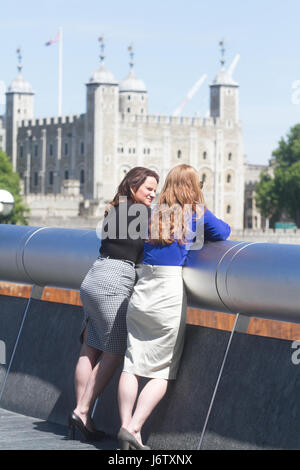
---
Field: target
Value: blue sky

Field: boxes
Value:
[1,0,300,165]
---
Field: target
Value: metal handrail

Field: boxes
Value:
[0,224,299,324]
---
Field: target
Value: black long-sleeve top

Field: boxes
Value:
[99,201,150,264]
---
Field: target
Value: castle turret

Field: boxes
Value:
[210,41,239,125]
[5,47,34,171]
[85,37,119,201]
[119,45,148,116]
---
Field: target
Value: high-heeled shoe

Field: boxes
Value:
[117,427,151,450]
[68,412,106,441]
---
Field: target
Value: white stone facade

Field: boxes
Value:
[4,53,248,229]
[0,117,5,153]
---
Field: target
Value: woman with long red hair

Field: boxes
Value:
[117,164,231,450]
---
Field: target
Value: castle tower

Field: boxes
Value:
[209,41,239,124]
[119,45,148,116]
[5,47,34,171]
[85,37,119,201]
[209,41,244,230]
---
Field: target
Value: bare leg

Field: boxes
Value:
[74,351,123,429]
[73,325,101,430]
[118,371,139,428]
[119,376,168,446]
[74,338,101,404]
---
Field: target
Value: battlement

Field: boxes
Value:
[119,113,219,128]
[20,113,85,128]
[25,193,83,202]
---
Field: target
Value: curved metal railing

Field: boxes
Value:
[0,224,299,324]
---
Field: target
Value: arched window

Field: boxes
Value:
[227,174,231,183]
[177,150,182,159]
[228,152,232,161]
[80,169,85,184]
[201,173,206,184]
[203,151,207,160]
[226,205,231,214]
[64,170,69,180]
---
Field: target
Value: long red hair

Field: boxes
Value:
[148,164,206,245]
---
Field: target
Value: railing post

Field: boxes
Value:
[0,285,44,402]
[197,313,250,449]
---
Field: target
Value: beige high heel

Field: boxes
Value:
[117,427,151,450]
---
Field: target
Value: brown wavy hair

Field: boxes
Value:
[148,164,206,245]
[105,167,159,215]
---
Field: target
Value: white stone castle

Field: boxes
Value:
[2,40,257,230]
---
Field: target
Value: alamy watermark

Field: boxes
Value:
[96,198,205,250]
[291,340,300,365]
[0,340,5,365]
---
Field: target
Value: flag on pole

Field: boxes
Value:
[45,31,60,46]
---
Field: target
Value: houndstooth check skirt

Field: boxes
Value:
[80,257,136,354]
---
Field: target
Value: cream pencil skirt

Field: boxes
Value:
[123,265,187,380]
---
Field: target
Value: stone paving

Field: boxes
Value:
[0,408,118,450]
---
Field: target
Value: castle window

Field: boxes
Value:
[19,145,23,158]
[227,174,232,183]
[127,108,131,113]
[141,95,144,101]
[227,205,231,214]
[49,143,53,156]
[177,150,182,159]
[141,109,144,114]
[133,148,135,154]
[34,172,38,186]
[80,169,85,184]
[129,148,131,154]
[228,152,232,161]
[128,95,131,100]
[34,144,38,157]
[201,173,206,184]
[49,171,54,185]
[203,151,207,160]
[80,142,84,155]
[64,143,68,155]
[64,170,69,180]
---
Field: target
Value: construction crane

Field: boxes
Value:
[172,74,207,117]
[227,53,240,78]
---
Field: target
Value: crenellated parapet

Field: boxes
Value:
[19,114,85,128]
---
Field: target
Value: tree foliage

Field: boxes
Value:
[0,150,29,224]
[255,124,300,227]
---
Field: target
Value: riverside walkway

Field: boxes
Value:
[0,408,117,450]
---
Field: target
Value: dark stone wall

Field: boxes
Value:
[1,294,300,450]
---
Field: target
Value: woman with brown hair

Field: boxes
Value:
[68,167,159,441]
[117,164,230,450]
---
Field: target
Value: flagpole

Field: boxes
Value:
[58,26,63,116]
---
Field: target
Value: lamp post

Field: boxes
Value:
[0,190,14,217]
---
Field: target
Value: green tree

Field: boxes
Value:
[0,150,29,224]
[255,124,300,227]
